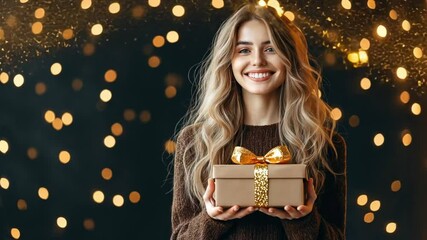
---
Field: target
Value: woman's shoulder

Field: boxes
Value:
[327,131,347,172]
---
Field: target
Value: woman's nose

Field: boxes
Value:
[252,51,267,66]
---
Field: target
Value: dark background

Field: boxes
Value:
[0,0,426,239]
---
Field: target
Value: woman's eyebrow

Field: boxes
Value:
[236,40,271,46]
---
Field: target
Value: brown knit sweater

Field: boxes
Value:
[171,123,347,240]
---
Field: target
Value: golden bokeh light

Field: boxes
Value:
[389,9,398,20]
[132,5,145,18]
[34,8,45,19]
[59,150,71,164]
[72,79,83,91]
[148,0,161,7]
[0,72,9,84]
[386,222,397,233]
[401,20,411,31]
[100,89,112,102]
[57,217,67,228]
[83,43,95,56]
[6,15,18,28]
[124,109,136,121]
[148,56,161,68]
[364,212,375,223]
[32,21,43,34]
[360,77,371,90]
[284,11,295,21]
[104,69,117,82]
[139,110,151,123]
[38,187,49,200]
[391,180,401,192]
[0,140,10,154]
[348,115,360,127]
[341,0,351,10]
[50,62,62,75]
[81,0,92,9]
[17,199,28,210]
[411,103,421,115]
[52,118,63,131]
[112,195,125,207]
[62,112,73,126]
[104,135,116,148]
[396,67,408,80]
[330,107,342,120]
[108,2,120,14]
[111,123,123,136]
[165,86,177,98]
[152,35,165,48]
[27,147,38,160]
[0,177,10,189]
[357,194,368,206]
[376,25,387,38]
[83,218,95,230]
[62,29,74,40]
[35,82,47,95]
[44,110,55,123]
[360,38,370,50]
[164,140,176,154]
[172,5,185,17]
[166,31,179,43]
[129,191,141,203]
[20,0,28,3]
[413,47,423,58]
[93,190,105,203]
[399,91,410,104]
[370,200,381,212]
[101,168,113,180]
[91,24,103,36]
[13,74,25,87]
[367,0,376,9]
[211,0,224,9]
[401,132,412,146]
[373,133,384,146]
[10,228,20,239]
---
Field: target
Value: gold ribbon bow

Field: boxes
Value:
[231,145,292,165]
[231,145,292,207]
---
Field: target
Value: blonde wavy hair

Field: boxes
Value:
[176,3,337,207]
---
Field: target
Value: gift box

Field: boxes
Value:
[213,164,307,207]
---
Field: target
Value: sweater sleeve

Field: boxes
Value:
[281,133,347,240]
[170,127,235,240]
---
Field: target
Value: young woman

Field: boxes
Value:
[171,3,347,239]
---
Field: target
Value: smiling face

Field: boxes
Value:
[231,19,287,98]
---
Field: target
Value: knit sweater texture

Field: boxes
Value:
[171,123,347,240]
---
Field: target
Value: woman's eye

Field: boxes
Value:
[238,48,250,54]
[265,47,275,52]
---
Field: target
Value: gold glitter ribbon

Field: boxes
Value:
[231,145,292,207]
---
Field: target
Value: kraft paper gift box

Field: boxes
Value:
[213,164,307,207]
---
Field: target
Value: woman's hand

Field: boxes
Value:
[259,178,317,220]
[204,178,258,221]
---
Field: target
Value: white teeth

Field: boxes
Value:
[247,72,270,79]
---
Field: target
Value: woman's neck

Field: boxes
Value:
[242,92,280,126]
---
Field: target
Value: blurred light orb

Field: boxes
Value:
[109,2,120,14]
[51,63,62,75]
[57,217,67,228]
[373,133,384,146]
[91,24,103,36]
[172,5,185,17]
[376,25,387,38]
[396,67,408,80]
[386,222,397,233]
[0,140,9,154]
